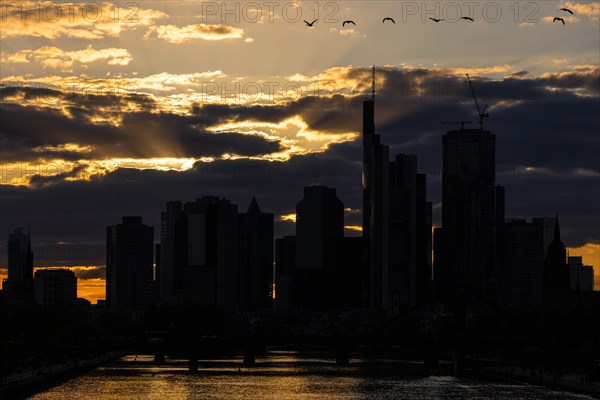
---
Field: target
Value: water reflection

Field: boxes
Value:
[30,353,593,400]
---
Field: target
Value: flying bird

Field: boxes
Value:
[382,17,395,24]
[460,16,474,21]
[429,18,444,22]
[553,17,566,25]
[342,20,356,27]
[304,19,318,27]
[557,8,574,14]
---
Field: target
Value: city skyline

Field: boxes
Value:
[1,1,599,303]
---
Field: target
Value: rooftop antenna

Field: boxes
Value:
[371,65,375,103]
[466,74,489,130]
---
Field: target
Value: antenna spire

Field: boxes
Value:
[371,65,375,102]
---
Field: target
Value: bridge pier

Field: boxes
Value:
[335,350,350,366]
[454,348,465,377]
[424,347,439,369]
[188,356,198,372]
[243,349,256,366]
[153,353,166,364]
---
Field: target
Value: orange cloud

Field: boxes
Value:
[0,1,167,39]
[147,23,245,43]
[1,46,132,72]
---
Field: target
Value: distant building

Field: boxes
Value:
[274,236,296,309]
[184,196,238,307]
[501,219,544,307]
[238,197,274,310]
[542,214,571,301]
[159,196,274,310]
[437,127,505,307]
[294,186,344,309]
[568,256,594,292]
[362,71,433,311]
[3,228,34,303]
[106,217,154,309]
[34,269,77,307]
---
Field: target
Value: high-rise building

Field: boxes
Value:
[274,236,296,309]
[362,68,432,311]
[501,219,544,307]
[238,197,274,310]
[568,256,594,292]
[3,228,34,303]
[106,217,154,309]
[184,196,239,307]
[438,127,505,305]
[159,201,187,302]
[294,185,344,309]
[34,269,77,307]
[543,214,571,301]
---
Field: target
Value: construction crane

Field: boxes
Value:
[443,121,473,130]
[465,74,489,130]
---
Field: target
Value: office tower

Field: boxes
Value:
[438,127,505,304]
[3,228,34,303]
[416,174,433,305]
[337,237,363,308]
[159,201,187,302]
[106,217,154,309]
[362,69,390,310]
[274,236,296,309]
[238,197,274,310]
[543,214,571,301]
[568,256,594,292]
[184,196,239,307]
[362,68,432,311]
[34,269,77,307]
[294,185,344,309]
[501,219,544,307]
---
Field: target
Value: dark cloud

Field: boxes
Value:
[0,66,598,265]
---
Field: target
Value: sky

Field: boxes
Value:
[0,0,599,302]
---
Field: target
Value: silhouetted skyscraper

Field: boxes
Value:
[238,197,274,310]
[438,127,504,305]
[184,196,238,307]
[159,201,186,302]
[362,68,432,311]
[543,213,570,301]
[3,228,34,303]
[274,236,295,309]
[294,185,344,309]
[501,219,544,307]
[362,77,390,310]
[34,269,77,308]
[568,256,594,292]
[106,217,154,309]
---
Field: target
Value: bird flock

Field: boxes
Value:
[303,7,574,28]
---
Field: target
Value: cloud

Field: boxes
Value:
[0,1,167,39]
[1,46,132,72]
[147,23,245,43]
[562,1,600,23]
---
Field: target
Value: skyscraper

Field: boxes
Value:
[501,219,544,307]
[34,269,77,307]
[3,228,34,303]
[238,197,274,310]
[294,185,344,309]
[543,213,570,301]
[159,201,187,302]
[438,127,505,305]
[106,217,154,309]
[362,67,432,311]
[184,196,238,307]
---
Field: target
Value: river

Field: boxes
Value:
[28,353,593,400]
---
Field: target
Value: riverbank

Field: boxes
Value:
[472,367,600,399]
[0,352,126,400]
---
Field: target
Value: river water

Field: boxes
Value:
[29,353,593,400]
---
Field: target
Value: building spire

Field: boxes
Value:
[371,65,375,103]
[554,211,561,242]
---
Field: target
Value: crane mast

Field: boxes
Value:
[466,74,489,130]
